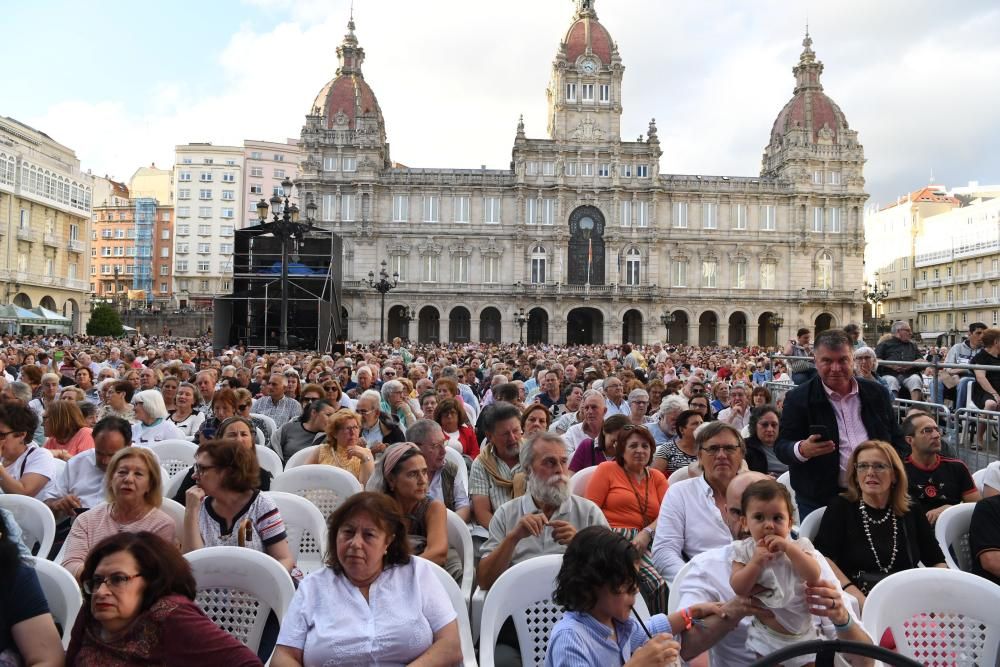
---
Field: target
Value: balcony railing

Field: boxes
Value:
[16,228,35,242]
[43,234,60,247]
[68,239,85,253]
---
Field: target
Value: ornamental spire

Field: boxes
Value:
[792,27,823,93]
[574,0,597,19]
[337,11,365,77]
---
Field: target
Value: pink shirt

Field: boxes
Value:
[794,379,869,487]
[43,427,94,458]
[61,503,176,576]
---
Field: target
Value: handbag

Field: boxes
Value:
[854,514,918,595]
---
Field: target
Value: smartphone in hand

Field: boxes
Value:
[809,424,830,441]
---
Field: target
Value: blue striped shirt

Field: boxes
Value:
[545,610,672,667]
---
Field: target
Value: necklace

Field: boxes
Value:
[625,467,651,522]
[860,500,898,572]
[110,503,146,529]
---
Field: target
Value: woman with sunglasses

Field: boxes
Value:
[67,531,261,666]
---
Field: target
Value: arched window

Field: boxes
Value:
[817,251,833,289]
[624,247,641,286]
[530,244,546,284]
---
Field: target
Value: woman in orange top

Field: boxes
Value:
[43,400,95,461]
[584,424,669,613]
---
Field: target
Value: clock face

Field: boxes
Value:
[580,216,594,230]
[579,58,598,75]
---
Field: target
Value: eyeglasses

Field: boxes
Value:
[757,421,779,429]
[355,408,374,415]
[301,396,321,403]
[83,572,143,594]
[917,426,942,435]
[193,463,217,474]
[238,404,250,410]
[855,462,891,473]
[702,444,741,456]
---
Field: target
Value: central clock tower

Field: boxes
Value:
[546,0,623,143]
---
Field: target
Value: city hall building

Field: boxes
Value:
[295,1,867,346]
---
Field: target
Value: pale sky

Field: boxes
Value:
[6,0,1000,207]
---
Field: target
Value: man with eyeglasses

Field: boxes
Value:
[251,374,302,429]
[410,419,471,523]
[563,390,606,455]
[681,378,707,402]
[902,411,979,524]
[875,320,925,400]
[602,376,628,418]
[776,329,906,519]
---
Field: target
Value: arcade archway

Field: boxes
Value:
[567,307,604,345]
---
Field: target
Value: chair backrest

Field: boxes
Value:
[667,559,697,612]
[934,502,976,571]
[861,568,1000,667]
[250,413,277,437]
[254,427,265,449]
[444,446,470,491]
[427,560,479,667]
[0,494,56,558]
[28,556,82,649]
[798,506,826,543]
[184,546,296,662]
[284,445,320,470]
[159,498,186,541]
[667,465,692,485]
[569,466,597,496]
[264,491,328,574]
[971,467,988,495]
[445,508,474,602]
[270,464,362,519]
[146,439,198,478]
[164,469,188,501]
[255,444,283,479]
[480,553,565,667]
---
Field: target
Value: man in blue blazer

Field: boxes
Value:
[776,329,908,518]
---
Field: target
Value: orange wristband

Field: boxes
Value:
[680,607,693,631]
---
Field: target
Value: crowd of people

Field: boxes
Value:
[0,323,998,666]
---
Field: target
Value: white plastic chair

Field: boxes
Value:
[284,444,320,470]
[427,560,478,667]
[667,559,696,613]
[0,494,56,558]
[862,568,1000,666]
[445,508,474,603]
[146,439,198,478]
[798,506,826,543]
[270,464,362,519]
[569,465,596,496]
[934,502,976,571]
[159,498,186,542]
[254,427,266,449]
[972,467,987,495]
[165,469,188,501]
[667,465,693,485]
[28,556,82,649]
[250,412,277,439]
[185,546,295,663]
[255,445,283,479]
[264,491,327,574]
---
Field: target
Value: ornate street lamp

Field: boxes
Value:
[514,307,528,344]
[366,259,398,343]
[254,177,318,349]
[864,273,890,316]
[659,310,675,344]
[770,314,784,347]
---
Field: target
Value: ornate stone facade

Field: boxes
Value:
[297,2,867,345]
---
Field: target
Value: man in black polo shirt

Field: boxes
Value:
[535,370,566,417]
[902,411,980,524]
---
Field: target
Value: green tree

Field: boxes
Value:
[86,305,124,337]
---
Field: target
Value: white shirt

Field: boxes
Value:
[718,406,751,432]
[604,398,629,418]
[563,421,600,456]
[131,420,186,446]
[277,560,457,667]
[675,543,870,667]
[651,475,732,582]
[36,449,106,508]
[4,445,58,499]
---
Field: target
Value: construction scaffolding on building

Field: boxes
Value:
[133,197,155,307]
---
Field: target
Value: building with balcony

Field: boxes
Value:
[171,143,243,308]
[295,2,868,345]
[0,116,92,332]
[244,139,302,228]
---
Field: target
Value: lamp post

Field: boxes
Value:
[514,307,528,344]
[864,273,890,318]
[398,305,416,342]
[770,314,784,347]
[254,177,318,350]
[659,310,675,344]
[366,259,398,343]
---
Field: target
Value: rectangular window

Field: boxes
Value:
[673,202,688,228]
[453,255,469,283]
[160,248,169,258]
[160,265,169,275]
[636,165,649,178]
[761,263,775,289]
[830,207,842,233]
[542,162,555,176]
[620,200,632,227]
[484,196,501,224]
[525,198,537,225]
[703,203,718,229]
[733,260,747,289]
[813,207,824,232]
[342,157,357,172]
[341,194,356,221]
[321,194,335,221]
[531,257,545,284]
[636,201,649,228]
[828,171,841,185]
[199,279,209,290]
[733,204,747,229]
[566,162,577,176]
[250,184,263,195]
[392,195,408,222]
[761,205,777,230]
[582,163,594,176]
[599,84,610,103]
[323,157,337,171]
[220,243,233,254]
[672,260,687,287]
[582,84,594,101]
[161,229,170,240]
[221,190,234,200]
[902,278,908,289]
[389,255,404,282]
[179,171,191,182]
[197,261,210,272]
[422,195,439,222]
[541,198,555,225]
[454,196,470,223]
[598,163,610,177]
[422,255,439,282]
[199,189,212,200]
[181,157,192,164]
[219,225,234,237]
[813,171,822,184]
[566,83,577,101]
[177,224,189,235]
[702,260,717,288]
[525,161,538,176]
[221,208,234,218]
[250,167,263,177]
[197,225,211,235]
[197,243,211,254]
[114,246,124,256]
[484,256,499,283]
[622,164,633,178]
[176,260,188,272]
[160,282,168,292]
[178,189,190,200]
[274,169,285,179]
[222,173,235,183]
[198,206,211,218]
[199,172,212,182]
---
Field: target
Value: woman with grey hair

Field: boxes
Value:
[131,389,185,445]
[380,379,417,432]
[648,394,688,447]
[854,346,893,403]
[626,388,655,426]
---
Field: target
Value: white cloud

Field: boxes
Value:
[27,0,1000,205]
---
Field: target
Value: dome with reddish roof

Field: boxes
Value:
[309,18,385,133]
[564,13,614,65]
[769,32,851,145]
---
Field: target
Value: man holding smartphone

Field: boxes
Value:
[775,329,907,518]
